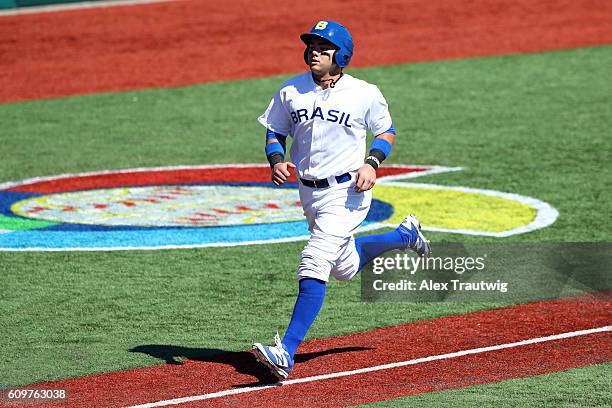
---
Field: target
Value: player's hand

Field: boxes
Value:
[355,164,376,192]
[272,162,296,186]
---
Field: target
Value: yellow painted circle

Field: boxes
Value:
[374,185,536,233]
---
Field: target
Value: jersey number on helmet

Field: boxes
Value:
[315,21,328,30]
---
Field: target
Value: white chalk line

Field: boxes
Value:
[126,325,611,407]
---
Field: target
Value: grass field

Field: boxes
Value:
[1,44,610,399]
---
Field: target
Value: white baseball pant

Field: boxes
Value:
[296,179,372,282]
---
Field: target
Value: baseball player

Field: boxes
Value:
[252,20,431,381]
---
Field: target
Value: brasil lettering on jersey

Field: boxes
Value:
[290,107,352,127]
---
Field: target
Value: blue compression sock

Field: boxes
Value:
[282,278,326,359]
[355,229,412,271]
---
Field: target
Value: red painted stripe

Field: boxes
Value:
[23,292,610,408]
[27,207,46,213]
[6,166,426,194]
[1,1,610,102]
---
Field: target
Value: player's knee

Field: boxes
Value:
[332,272,353,282]
[330,237,360,281]
[331,264,359,281]
[297,252,332,281]
[297,233,346,281]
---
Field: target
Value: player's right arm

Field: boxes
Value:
[266,130,295,186]
[258,84,296,186]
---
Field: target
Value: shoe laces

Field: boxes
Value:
[270,332,290,367]
[274,332,284,350]
[405,219,420,246]
[406,218,430,255]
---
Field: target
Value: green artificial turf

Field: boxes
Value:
[0,46,610,387]
[356,363,612,408]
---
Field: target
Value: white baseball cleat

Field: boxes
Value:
[252,332,294,381]
[397,214,431,257]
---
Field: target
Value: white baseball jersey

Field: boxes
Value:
[258,72,393,180]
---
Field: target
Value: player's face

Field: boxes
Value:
[307,38,339,76]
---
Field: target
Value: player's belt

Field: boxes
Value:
[299,172,352,189]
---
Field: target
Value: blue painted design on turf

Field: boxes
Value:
[0,191,42,216]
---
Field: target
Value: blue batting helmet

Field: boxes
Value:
[300,20,354,68]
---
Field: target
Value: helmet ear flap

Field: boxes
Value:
[337,51,349,67]
[303,45,343,67]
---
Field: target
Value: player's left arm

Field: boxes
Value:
[355,132,394,193]
[355,85,396,193]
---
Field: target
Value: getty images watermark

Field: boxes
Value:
[371,252,508,293]
[361,243,611,302]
